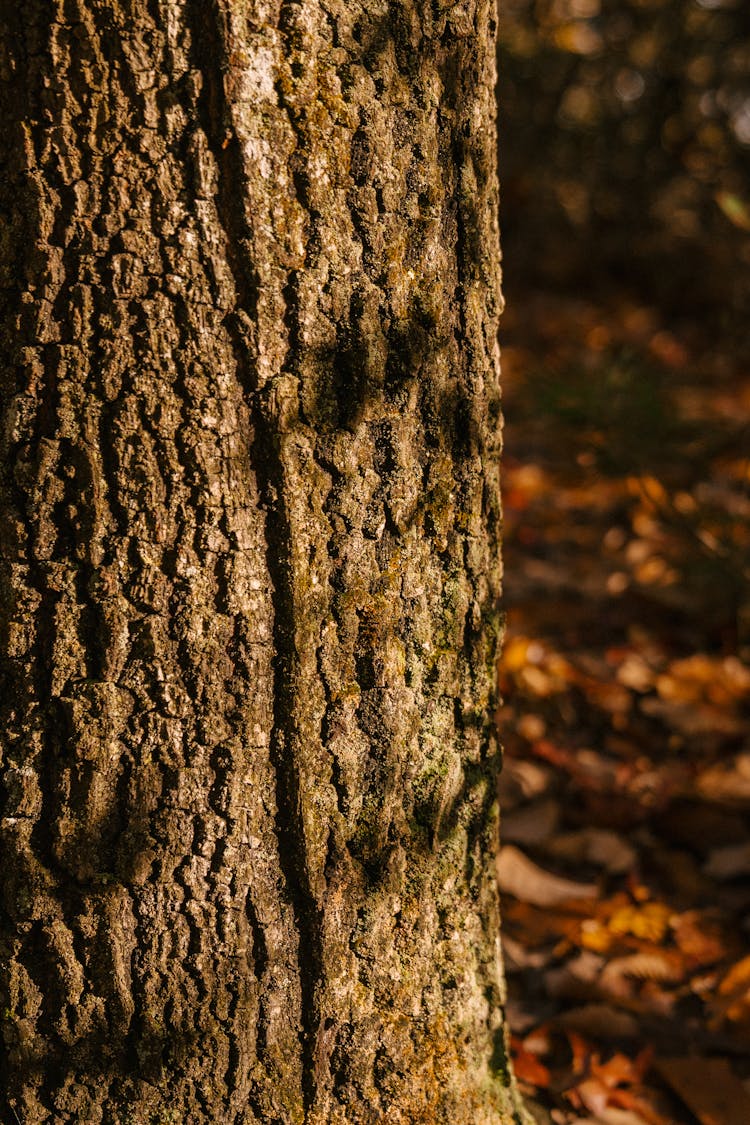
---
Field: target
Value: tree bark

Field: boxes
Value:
[0,1,518,1121]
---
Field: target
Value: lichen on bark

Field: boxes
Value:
[0,0,522,1121]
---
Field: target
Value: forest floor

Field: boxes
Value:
[496,288,750,1125]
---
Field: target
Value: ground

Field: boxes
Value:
[497,288,750,1125]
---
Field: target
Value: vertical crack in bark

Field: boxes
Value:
[248,415,324,1117]
[187,0,323,1112]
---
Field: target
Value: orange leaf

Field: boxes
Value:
[566,1029,594,1075]
[711,954,750,1025]
[608,902,671,943]
[510,1036,551,1088]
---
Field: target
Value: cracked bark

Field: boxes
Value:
[0,0,522,1121]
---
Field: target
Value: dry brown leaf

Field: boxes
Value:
[501,933,552,971]
[600,952,684,999]
[520,666,558,697]
[566,1046,659,1121]
[721,655,750,695]
[656,1057,750,1125]
[696,755,750,805]
[548,829,636,875]
[571,1102,671,1125]
[572,1075,612,1117]
[502,798,561,846]
[524,1097,554,1125]
[497,845,598,907]
[504,899,584,947]
[710,955,750,1025]
[616,654,655,692]
[498,759,554,808]
[704,841,750,881]
[671,911,729,968]
[555,1004,640,1040]
[569,1111,654,1125]
[546,951,606,999]
[661,654,750,702]
[603,1097,672,1125]
[518,712,548,741]
[641,697,746,737]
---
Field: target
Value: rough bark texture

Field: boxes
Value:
[0,1,517,1121]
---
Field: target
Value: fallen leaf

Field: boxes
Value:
[671,911,730,968]
[520,665,559,697]
[497,845,598,907]
[567,1028,593,1076]
[524,1097,554,1125]
[505,997,540,1036]
[572,1075,612,1116]
[505,899,584,947]
[555,1004,640,1040]
[600,952,684,999]
[548,829,636,874]
[616,653,655,692]
[704,841,750,881]
[607,903,671,943]
[573,672,633,715]
[546,951,606,999]
[566,1047,657,1119]
[641,697,745,738]
[595,1105,666,1125]
[498,759,555,808]
[511,1035,552,1088]
[502,798,561,846]
[710,955,750,1026]
[696,755,750,806]
[579,918,615,954]
[594,1048,652,1087]
[568,1111,654,1125]
[518,713,548,741]
[655,1057,750,1125]
[502,933,553,971]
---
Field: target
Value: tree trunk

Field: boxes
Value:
[0,1,518,1121]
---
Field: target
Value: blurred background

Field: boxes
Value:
[494,2,750,1122]
[500,0,750,321]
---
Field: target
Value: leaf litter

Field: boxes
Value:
[497,292,750,1125]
